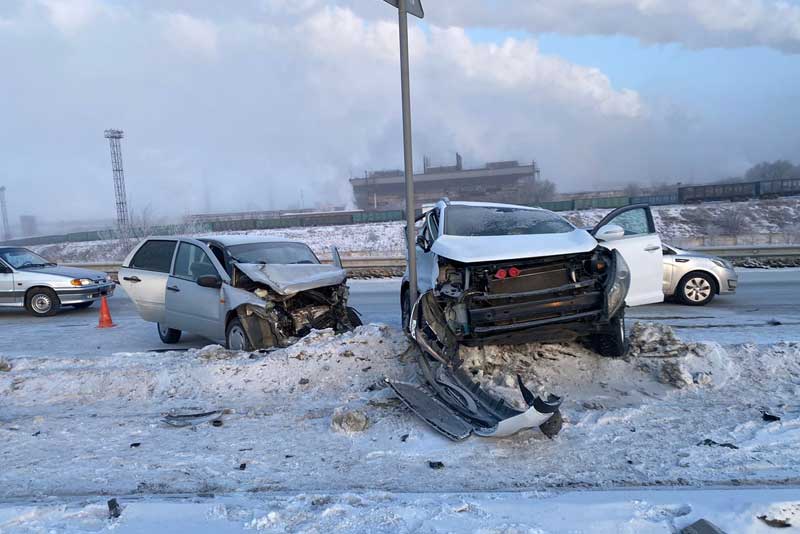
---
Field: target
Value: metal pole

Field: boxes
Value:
[398,0,418,305]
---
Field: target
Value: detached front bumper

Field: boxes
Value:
[388,291,563,441]
[56,283,115,305]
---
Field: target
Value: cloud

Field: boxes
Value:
[156,12,219,58]
[37,0,112,35]
[428,0,800,54]
[0,1,797,224]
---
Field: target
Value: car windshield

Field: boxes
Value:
[0,248,56,269]
[228,242,320,265]
[444,205,574,236]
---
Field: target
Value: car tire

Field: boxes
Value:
[26,288,60,317]
[226,317,253,351]
[71,301,94,309]
[590,312,629,358]
[157,323,182,344]
[400,285,411,335]
[677,272,716,306]
[346,306,363,328]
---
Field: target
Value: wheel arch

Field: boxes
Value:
[24,285,59,309]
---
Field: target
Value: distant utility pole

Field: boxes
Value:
[0,186,10,241]
[104,129,131,237]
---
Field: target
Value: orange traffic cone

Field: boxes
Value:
[97,295,116,328]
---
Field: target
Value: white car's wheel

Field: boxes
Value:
[678,272,715,306]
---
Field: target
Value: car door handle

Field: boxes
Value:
[645,246,661,252]
[123,276,141,283]
[167,285,181,292]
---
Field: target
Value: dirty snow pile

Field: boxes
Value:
[460,321,735,412]
[2,322,800,504]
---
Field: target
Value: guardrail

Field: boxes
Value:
[689,245,800,258]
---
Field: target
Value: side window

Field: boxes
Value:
[0,260,11,274]
[173,242,217,281]
[427,210,440,240]
[130,240,176,273]
[611,208,652,236]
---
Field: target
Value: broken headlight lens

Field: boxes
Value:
[606,251,630,318]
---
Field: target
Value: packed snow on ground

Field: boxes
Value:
[2,321,800,503]
[28,198,800,264]
[1,488,799,533]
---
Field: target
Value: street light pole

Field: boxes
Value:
[397,0,418,305]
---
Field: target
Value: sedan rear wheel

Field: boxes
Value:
[678,272,715,306]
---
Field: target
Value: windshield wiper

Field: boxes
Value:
[18,263,48,269]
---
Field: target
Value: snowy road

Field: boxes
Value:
[0,269,798,359]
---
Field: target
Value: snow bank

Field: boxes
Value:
[2,488,799,533]
[2,323,800,499]
[459,322,737,412]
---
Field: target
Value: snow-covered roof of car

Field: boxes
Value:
[197,234,299,247]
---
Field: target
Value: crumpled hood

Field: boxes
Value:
[23,265,109,282]
[430,229,598,264]
[235,263,347,296]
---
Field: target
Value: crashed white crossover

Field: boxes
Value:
[390,199,664,441]
[120,235,360,350]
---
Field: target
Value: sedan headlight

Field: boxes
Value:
[711,258,733,270]
[606,251,630,318]
[70,278,95,286]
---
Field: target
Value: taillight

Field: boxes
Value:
[508,267,521,278]
[495,269,507,279]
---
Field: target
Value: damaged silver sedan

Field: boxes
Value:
[120,235,360,350]
[389,200,665,441]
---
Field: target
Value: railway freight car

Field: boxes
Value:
[678,182,759,203]
[759,178,800,197]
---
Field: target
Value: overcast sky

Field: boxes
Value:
[1,0,799,225]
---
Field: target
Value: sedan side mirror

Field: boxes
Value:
[197,274,222,288]
[594,224,626,242]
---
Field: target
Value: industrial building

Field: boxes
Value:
[349,154,540,210]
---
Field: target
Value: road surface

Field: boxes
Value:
[1,269,798,358]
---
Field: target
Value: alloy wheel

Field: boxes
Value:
[685,277,712,302]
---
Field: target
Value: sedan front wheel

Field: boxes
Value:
[678,272,715,306]
[26,288,60,317]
